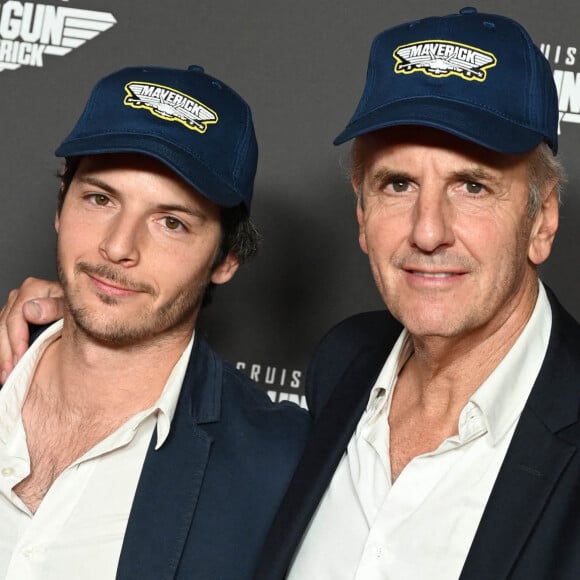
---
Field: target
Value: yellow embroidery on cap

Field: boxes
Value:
[124,81,218,133]
[393,40,497,82]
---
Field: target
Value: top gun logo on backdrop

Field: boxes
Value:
[540,42,580,135]
[235,361,306,409]
[0,1,116,72]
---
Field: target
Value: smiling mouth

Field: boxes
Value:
[89,274,141,295]
[77,262,155,295]
[405,269,469,281]
[411,271,456,277]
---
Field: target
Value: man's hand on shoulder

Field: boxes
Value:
[0,277,64,383]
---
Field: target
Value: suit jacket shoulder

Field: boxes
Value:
[117,335,310,580]
[460,289,580,579]
[255,310,401,580]
[306,310,402,418]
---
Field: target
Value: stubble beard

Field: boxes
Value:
[57,258,207,348]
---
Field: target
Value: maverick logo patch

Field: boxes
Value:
[393,40,497,81]
[124,82,218,133]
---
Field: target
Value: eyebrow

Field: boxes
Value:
[156,203,207,220]
[368,168,414,190]
[76,176,207,220]
[451,167,498,184]
[367,165,501,189]
[77,175,120,196]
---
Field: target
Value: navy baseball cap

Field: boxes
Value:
[55,65,258,210]
[334,7,559,154]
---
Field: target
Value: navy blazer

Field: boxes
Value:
[94,334,309,580]
[255,289,580,579]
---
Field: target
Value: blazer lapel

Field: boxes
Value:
[461,294,580,579]
[116,414,212,580]
[116,337,223,580]
[256,344,387,580]
[459,410,576,579]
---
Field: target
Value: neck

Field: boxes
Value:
[30,321,193,418]
[400,281,539,413]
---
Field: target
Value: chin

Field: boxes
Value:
[400,313,461,338]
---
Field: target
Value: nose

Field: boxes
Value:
[99,212,142,266]
[409,188,455,252]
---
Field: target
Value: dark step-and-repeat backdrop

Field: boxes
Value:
[1,1,579,406]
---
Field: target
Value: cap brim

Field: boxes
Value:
[55,133,246,209]
[333,97,555,154]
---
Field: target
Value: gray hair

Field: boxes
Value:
[527,143,566,217]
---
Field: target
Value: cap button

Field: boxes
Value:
[188,65,205,73]
[460,7,477,15]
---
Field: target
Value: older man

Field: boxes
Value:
[0,64,308,579]
[255,7,580,580]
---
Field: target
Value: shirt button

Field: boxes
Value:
[21,546,33,559]
[1,467,14,477]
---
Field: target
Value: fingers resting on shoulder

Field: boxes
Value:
[0,277,64,384]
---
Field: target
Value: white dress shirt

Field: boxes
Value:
[289,283,552,580]
[0,320,193,580]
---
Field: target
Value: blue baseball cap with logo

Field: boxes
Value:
[334,7,559,154]
[55,65,258,210]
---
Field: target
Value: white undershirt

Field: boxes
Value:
[289,283,552,580]
[0,320,192,580]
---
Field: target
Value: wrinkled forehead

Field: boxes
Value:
[352,126,532,181]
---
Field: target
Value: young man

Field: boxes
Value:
[0,64,308,580]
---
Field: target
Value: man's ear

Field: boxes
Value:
[356,195,369,255]
[210,252,240,285]
[352,174,370,255]
[54,212,60,233]
[528,182,559,266]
